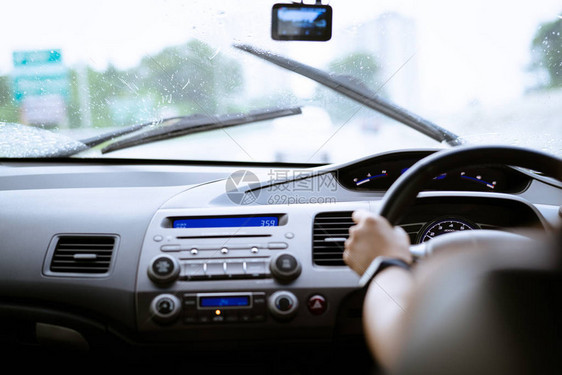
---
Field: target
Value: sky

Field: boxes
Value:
[1,0,561,114]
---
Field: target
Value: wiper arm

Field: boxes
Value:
[100,106,302,154]
[234,44,462,147]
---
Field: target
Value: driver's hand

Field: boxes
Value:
[343,210,412,276]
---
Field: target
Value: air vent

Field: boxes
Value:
[313,212,422,266]
[49,236,116,275]
[313,211,354,266]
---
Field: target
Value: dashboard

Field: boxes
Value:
[0,149,560,370]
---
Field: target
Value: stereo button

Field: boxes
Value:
[270,253,301,283]
[182,262,206,280]
[160,244,180,252]
[183,296,197,309]
[268,242,288,249]
[240,314,251,322]
[253,293,267,313]
[206,262,226,279]
[225,313,239,323]
[225,262,245,277]
[184,311,198,324]
[245,261,267,277]
[276,254,297,272]
[148,255,180,285]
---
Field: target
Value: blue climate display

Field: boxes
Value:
[173,216,279,228]
[200,296,250,308]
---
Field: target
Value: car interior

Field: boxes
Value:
[1,1,561,373]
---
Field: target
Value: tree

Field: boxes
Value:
[63,39,245,129]
[315,51,381,123]
[0,75,19,123]
[328,51,380,89]
[133,39,243,114]
[531,16,562,88]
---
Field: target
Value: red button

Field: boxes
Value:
[307,295,327,315]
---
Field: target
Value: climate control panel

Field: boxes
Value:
[149,291,302,325]
[183,292,267,324]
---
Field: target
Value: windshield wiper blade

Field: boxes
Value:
[100,106,302,154]
[234,44,462,146]
[79,116,186,148]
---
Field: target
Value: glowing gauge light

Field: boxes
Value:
[460,171,497,190]
[418,219,478,243]
[353,170,388,186]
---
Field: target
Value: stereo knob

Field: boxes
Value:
[148,255,180,285]
[150,294,181,324]
[268,291,298,321]
[269,253,301,283]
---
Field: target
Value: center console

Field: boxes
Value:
[135,204,364,342]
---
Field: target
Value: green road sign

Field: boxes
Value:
[11,49,69,102]
[13,50,63,67]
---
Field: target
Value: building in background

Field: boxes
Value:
[342,12,420,111]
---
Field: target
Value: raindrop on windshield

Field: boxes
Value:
[0,122,88,157]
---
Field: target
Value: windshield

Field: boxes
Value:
[1,0,560,162]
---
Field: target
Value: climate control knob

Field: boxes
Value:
[147,254,180,285]
[268,291,299,321]
[269,253,301,282]
[150,294,181,324]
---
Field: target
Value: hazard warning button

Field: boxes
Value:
[307,294,327,315]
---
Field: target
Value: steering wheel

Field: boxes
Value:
[377,145,562,256]
[372,145,562,375]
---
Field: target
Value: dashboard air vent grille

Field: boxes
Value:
[313,211,354,266]
[313,212,424,266]
[50,236,116,274]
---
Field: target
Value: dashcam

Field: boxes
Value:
[271,3,332,41]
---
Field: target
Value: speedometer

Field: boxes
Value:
[417,218,478,243]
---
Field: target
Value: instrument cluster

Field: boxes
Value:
[336,151,532,193]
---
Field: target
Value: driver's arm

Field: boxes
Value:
[343,210,414,370]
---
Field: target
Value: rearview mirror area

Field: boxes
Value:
[271,3,332,41]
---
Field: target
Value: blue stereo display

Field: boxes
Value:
[200,296,250,308]
[173,216,279,228]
